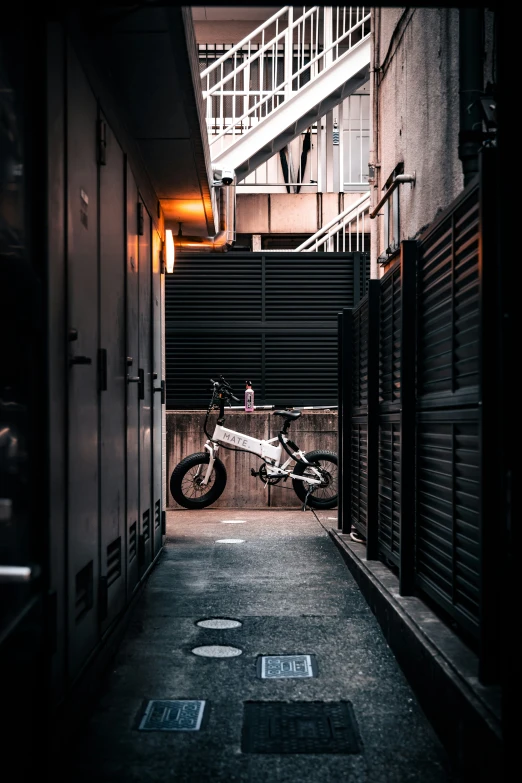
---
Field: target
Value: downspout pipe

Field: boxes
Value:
[459,8,485,187]
[174,182,235,252]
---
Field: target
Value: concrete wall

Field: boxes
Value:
[167,410,338,509]
[236,192,367,235]
[372,7,462,263]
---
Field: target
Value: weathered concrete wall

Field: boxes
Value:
[372,7,462,259]
[167,410,338,509]
[236,192,368,235]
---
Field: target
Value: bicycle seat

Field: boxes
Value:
[273,409,301,421]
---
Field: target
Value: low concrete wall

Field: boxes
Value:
[166,410,338,509]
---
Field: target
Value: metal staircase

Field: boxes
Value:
[201,7,371,183]
[262,193,371,252]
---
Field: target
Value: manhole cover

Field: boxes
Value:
[242,701,361,754]
[215,539,245,543]
[221,520,246,524]
[192,645,242,657]
[196,618,242,629]
[138,700,206,731]
[257,655,317,679]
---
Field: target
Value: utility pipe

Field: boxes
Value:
[369,173,416,219]
[458,8,484,187]
[174,183,234,252]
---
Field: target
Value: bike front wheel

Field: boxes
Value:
[292,450,338,509]
[170,452,227,509]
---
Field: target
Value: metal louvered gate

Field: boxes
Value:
[340,148,503,681]
[415,183,482,639]
[166,252,370,408]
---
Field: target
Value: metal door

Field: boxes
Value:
[99,114,126,631]
[0,26,47,775]
[152,229,164,555]
[126,166,140,595]
[138,200,152,572]
[66,42,100,678]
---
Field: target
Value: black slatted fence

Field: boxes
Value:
[339,146,502,683]
[166,251,369,408]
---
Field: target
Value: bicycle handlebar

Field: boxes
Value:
[209,376,240,404]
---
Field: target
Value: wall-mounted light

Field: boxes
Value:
[165,229,175,273]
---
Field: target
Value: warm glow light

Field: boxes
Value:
[165,229,175,273]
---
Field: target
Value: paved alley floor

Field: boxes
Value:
[65,509,460,782]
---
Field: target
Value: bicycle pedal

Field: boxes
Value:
[250,468,259,477]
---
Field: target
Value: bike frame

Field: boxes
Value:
[198,421,324,488]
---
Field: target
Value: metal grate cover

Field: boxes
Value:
[137,700,207,731]
[242,701,361,754]
[257,654,317,679]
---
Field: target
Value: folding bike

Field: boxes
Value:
[170,375,338,510]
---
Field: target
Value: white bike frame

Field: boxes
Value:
[198,421,324,488]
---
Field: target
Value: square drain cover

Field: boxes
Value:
[242,701,361,754]
[257,654,317,679]
[138,700,206,731]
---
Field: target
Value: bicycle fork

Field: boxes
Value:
[199,441,218,485]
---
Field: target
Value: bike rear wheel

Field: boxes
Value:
[292,450,338,509]
[170,452,227,509]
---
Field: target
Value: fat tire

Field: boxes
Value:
[170,452,227,509]
[292,449,338,509]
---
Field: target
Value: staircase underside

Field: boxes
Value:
[210,37,371,183]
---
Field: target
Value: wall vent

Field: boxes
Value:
[107,536,122,587]
[75,561,94,623]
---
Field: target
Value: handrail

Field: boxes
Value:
[208,23,370,147]
[369,173,416,218]
[201,7,371,155]
[199,7,291,79]
[296,194,371,252]
[296,193,370,250]
[202,8,317,96]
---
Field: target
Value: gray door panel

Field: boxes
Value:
[66,43,100,679]
[99,115,126,631]
[126,168,140,595]
[152,229,163,556]
[138,201,152,572]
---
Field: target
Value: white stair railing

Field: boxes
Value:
[200,7,371,161]
[295,193,370,252]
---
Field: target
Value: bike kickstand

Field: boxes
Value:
[302,487,313,512]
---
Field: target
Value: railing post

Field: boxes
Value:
[337,311,344,528]
[340,306,352,534]
[337,101,344,193]
[284,6,294,100]
[366,280,380,560]
[399,240,417,595]
[324,6,333,69]
[326,109,334,192]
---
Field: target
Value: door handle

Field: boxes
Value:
[128,370,145,399]
[0,565,41,584]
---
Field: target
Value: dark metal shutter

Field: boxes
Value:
[417,193,480,398]
[165,251,369,408]
[415,412,480,634]
[378,262,402,565]
[415,185,481,636]
[378,419,401,563]
[350,296,369,535]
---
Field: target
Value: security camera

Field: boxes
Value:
[221,169,234,186]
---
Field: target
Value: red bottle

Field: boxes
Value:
[244,381,254,412]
